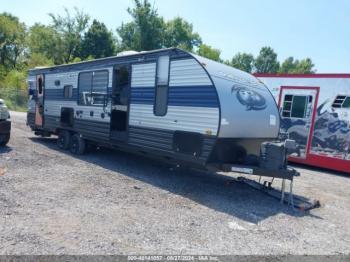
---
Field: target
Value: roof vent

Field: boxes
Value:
[116,50,139,57]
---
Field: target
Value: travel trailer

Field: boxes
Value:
[26,48,299,185]
[255,73,350,173]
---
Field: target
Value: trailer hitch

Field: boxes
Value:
[235,174,320,211]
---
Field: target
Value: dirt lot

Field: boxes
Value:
[0,111,349,255]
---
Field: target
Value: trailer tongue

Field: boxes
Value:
[209,140,319,211]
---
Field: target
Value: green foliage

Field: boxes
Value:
[296,58,316,73]
[229,52,255,73]
[116,0,202,52]
[117,0,164,51]
[164,17,202,51]
[0,13,27,70]
[26,53,54,68]
[79,20,116,59]
[254,46,280,73]
[27,23,62,64]
[227,48,316,74]
[280,56,316,73]
[279,57,294,73]
[71,57,82,63]
[0,69,28,110]
[48,7,90,63]
[197,44,221,62]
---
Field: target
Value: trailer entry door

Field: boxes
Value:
[35,74,44,127]
[278,87,319,159]
[110,65,131,141]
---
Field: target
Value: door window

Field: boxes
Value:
[154,55,170,116]
[113,66,130,105]
[282,95,309,118]
[37,77,43,94]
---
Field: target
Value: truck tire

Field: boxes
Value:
[57,130,71,150]
[70,133,86,155]
[0,133,10,146]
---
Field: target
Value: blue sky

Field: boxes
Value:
[2,0,350,72]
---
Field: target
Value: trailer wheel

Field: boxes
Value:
[0,134,10,146]
[70,133,86,155]
[57,130,71,150]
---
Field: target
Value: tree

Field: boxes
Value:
[163,17,201,51]
[27,53,54,68]
[197,44,221,62]
[254,46,280,73]
[79,20,116,59]
[48,7,90,63]
[294,58,315,73]
[0,13,27,70]
[27,23,61,64]
[117,0,164,51]
[117,0,202,52]
[117,22,140,51]
[230,52,255,73]
[279,56,316,73]
[279,56,295,73]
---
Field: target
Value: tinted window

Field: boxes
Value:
[38,77,43,94]
[332,95,347,108]
[154,56,170,116]
[63,85,73,98]
[91,71,108,106]
[157,55,170,85]
[79,72,93,105]
[291,96,307,118]
[342,97,350,108]
[282,95,308,119]
[78,70,108,106]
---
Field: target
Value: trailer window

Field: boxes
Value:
[91,71,108,106]
[343,97,350,108]
[63,85,73,98]
[332,95,350,108]
[282,95,308,118]
[78,70,108,106]
[154,55,170,116]
[79,72,93,105]
[37,77,43,94]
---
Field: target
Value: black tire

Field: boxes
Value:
[57,130,71,150]
[70,133,86,155]
[0,133,10,146]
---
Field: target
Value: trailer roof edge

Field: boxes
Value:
[28,47,182,73]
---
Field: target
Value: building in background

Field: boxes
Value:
[256,73,350,173]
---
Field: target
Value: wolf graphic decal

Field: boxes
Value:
[232,85,267,111]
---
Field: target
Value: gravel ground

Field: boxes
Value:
[0,111,349,255]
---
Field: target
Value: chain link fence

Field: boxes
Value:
[0,87,28,111]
